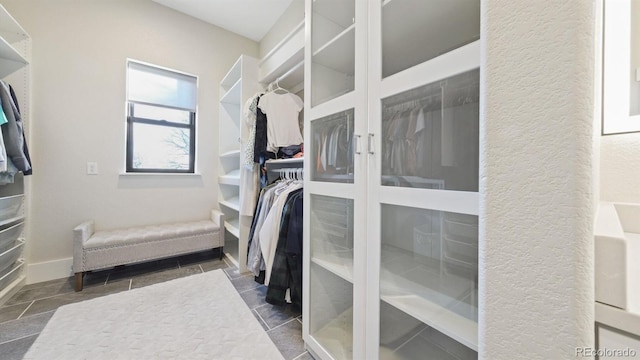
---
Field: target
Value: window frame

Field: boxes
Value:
[125,59,198,173]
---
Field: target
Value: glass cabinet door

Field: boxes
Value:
[310,109,355,183]
[311,0,356,106]
[379,205,478,359]
[381,0,480,79]
[306,108,357,359]
[308,194,355,359]
[372,1,481,358]
[380,70,479,191]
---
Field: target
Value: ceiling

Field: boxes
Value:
[152,0,295,42]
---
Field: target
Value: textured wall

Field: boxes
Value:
[481,1,595,358]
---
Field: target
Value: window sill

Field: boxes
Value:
[119,172,202,178]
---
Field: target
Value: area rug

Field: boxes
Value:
[22,270,284,360]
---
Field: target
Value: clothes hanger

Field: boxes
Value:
[270,79,290,95]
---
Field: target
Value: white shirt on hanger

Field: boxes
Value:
[258,92,304,153]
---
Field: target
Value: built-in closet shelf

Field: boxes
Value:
[220,150,241,158]
[0,239,23,276]
[266,157,304,165]
[218,55,260,273]
[259,19,305,87]
[312,25,355,75]
[221,58,242,92]
[224,218,240,238]
[0,39,27,79]
[0,222,24,254]
[0,5,28,43]
[220,79,241,105]
[312,1,355,29]
[262,60,304,94]
[218,169,240,186]
[219,197,240,212]
[311,255,354,284]
[0,5,29,79]
[0,216,24,229]
[0,259,23,291]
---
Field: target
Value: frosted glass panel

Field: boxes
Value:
[382,0,480,78]
[381,69,479,191]
[310,195,354,280]
[311,0,355,106]
[310,109,355,183]
[379,302,477,360]
[380,204,478,357]
[309,195,354,360]
[309,263,354,360]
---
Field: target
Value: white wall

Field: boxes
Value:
[481,0,595,358]
[2,0,258,283]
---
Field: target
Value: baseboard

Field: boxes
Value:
[26,257,73,285]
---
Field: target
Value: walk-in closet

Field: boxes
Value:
[0,0,624,359]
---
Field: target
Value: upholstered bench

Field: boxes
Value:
[73,210,224,291]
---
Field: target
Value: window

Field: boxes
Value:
[126,60,197,173]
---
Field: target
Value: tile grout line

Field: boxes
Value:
[0,332,40,346]
[238,284,263,294]
[16,300,34,320]
[253,308,271,331]
[266,316,299,333]
[291,351,310,360]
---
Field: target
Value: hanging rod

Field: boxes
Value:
[268,60,304,91]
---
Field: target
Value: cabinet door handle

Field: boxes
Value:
[354,134,362,154]
[368,133,374,155]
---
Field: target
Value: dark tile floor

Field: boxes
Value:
[0,249,314,360]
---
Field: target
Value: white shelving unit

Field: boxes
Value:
[218,55,260,272]
[303,0,481,359]
[0,4,30,306]
[259,19,305,92]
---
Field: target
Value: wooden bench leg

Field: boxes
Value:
[75,272,84,292]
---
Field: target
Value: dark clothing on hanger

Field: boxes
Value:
[9,85,31,175]
[266,189,303,307]
[253,95,268,163]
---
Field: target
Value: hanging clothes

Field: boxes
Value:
[265,189,303,307]
[257,92,303,153]
[0,80,31,184]
[240,93,263,217]
[246,173,304,306]
[9,85,32,176]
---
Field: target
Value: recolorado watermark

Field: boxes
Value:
[576,347,637,357]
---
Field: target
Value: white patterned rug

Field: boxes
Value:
[23,270,284,360]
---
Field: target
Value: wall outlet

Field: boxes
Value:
[87,162,98,175]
